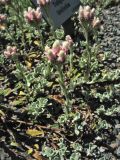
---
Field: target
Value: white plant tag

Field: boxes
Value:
[32,0,80,28]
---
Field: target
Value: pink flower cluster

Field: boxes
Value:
[78,6,101,28]
[45,35,73,63]
[0,0,11,4]
[37,0,51,6]
[0,14,7,23]
[4,46,17,58]
[24,7,42,24]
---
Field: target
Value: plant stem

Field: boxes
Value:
[56,65,71,115]
[36,25,44,51]
[82,24,91,80]
[86,30,91,77]
[69,47,73,74]
[10,3,26,49]
[51,25,57,39]
[45,62,51,79]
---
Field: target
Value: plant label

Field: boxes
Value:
[32,0,80,28]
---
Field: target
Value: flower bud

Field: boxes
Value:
[0,0,11,4]
[45,45,50,52]
[33,7,42,22]
[38,0,51,6]
[4,46,17,58]
[12,46,17,53]
[24,7,34,23]
[84,6,91,12]
[62,41,70,52]
[78,6,84,21]
[52,40,61,55]
[78,6,96,22]
[24,7,42,24]
[90,8,95,19]
[83,6,91,21]
[57,50,66,62]
[0,14,7,23]
[45,49,55,62]
[52,40,61,48]
[65,35,73,47]
[92,17,101,28]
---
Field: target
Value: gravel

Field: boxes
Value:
[98,5,120,68]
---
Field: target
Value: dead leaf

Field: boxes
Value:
[33,151,43,160]
[26,129,44,137]
[34,144,39,150]
[25,60,32,69]
[0,110,5,117]
[0,24,6,30]
[19,91,26,96]
[10,142,19,147]
[34,40,40,47]
[27,148,33,154]
[49,95,65,105]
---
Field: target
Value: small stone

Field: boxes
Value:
[115,124,120,129]
[99,146,106,152]
[116,146,120,156]
[110,142,118,149]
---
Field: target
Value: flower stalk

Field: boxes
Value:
[78,5,101,81]
[56,65,71,115]
[4,46,30,100]
[44,37,73,115]
[36,24,44,51]
[84,26,91,80]
[69,47,73,74]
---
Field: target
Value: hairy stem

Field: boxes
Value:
[81,23,91,80]
[56,65,71,115]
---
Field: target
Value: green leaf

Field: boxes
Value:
[0,76,4,81]
[4,88,13,96]
[0,110,5,117]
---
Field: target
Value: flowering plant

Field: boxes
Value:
[1,1,119,160]
[24,7,42,24]
[44,36,73,115]
[45,36,73,63]
[78,6,100,29]
[4,46,17,58]
[0,0,11,4]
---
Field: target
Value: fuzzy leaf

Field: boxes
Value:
[4,88,12,96]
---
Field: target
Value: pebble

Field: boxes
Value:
[98,5,120,69]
